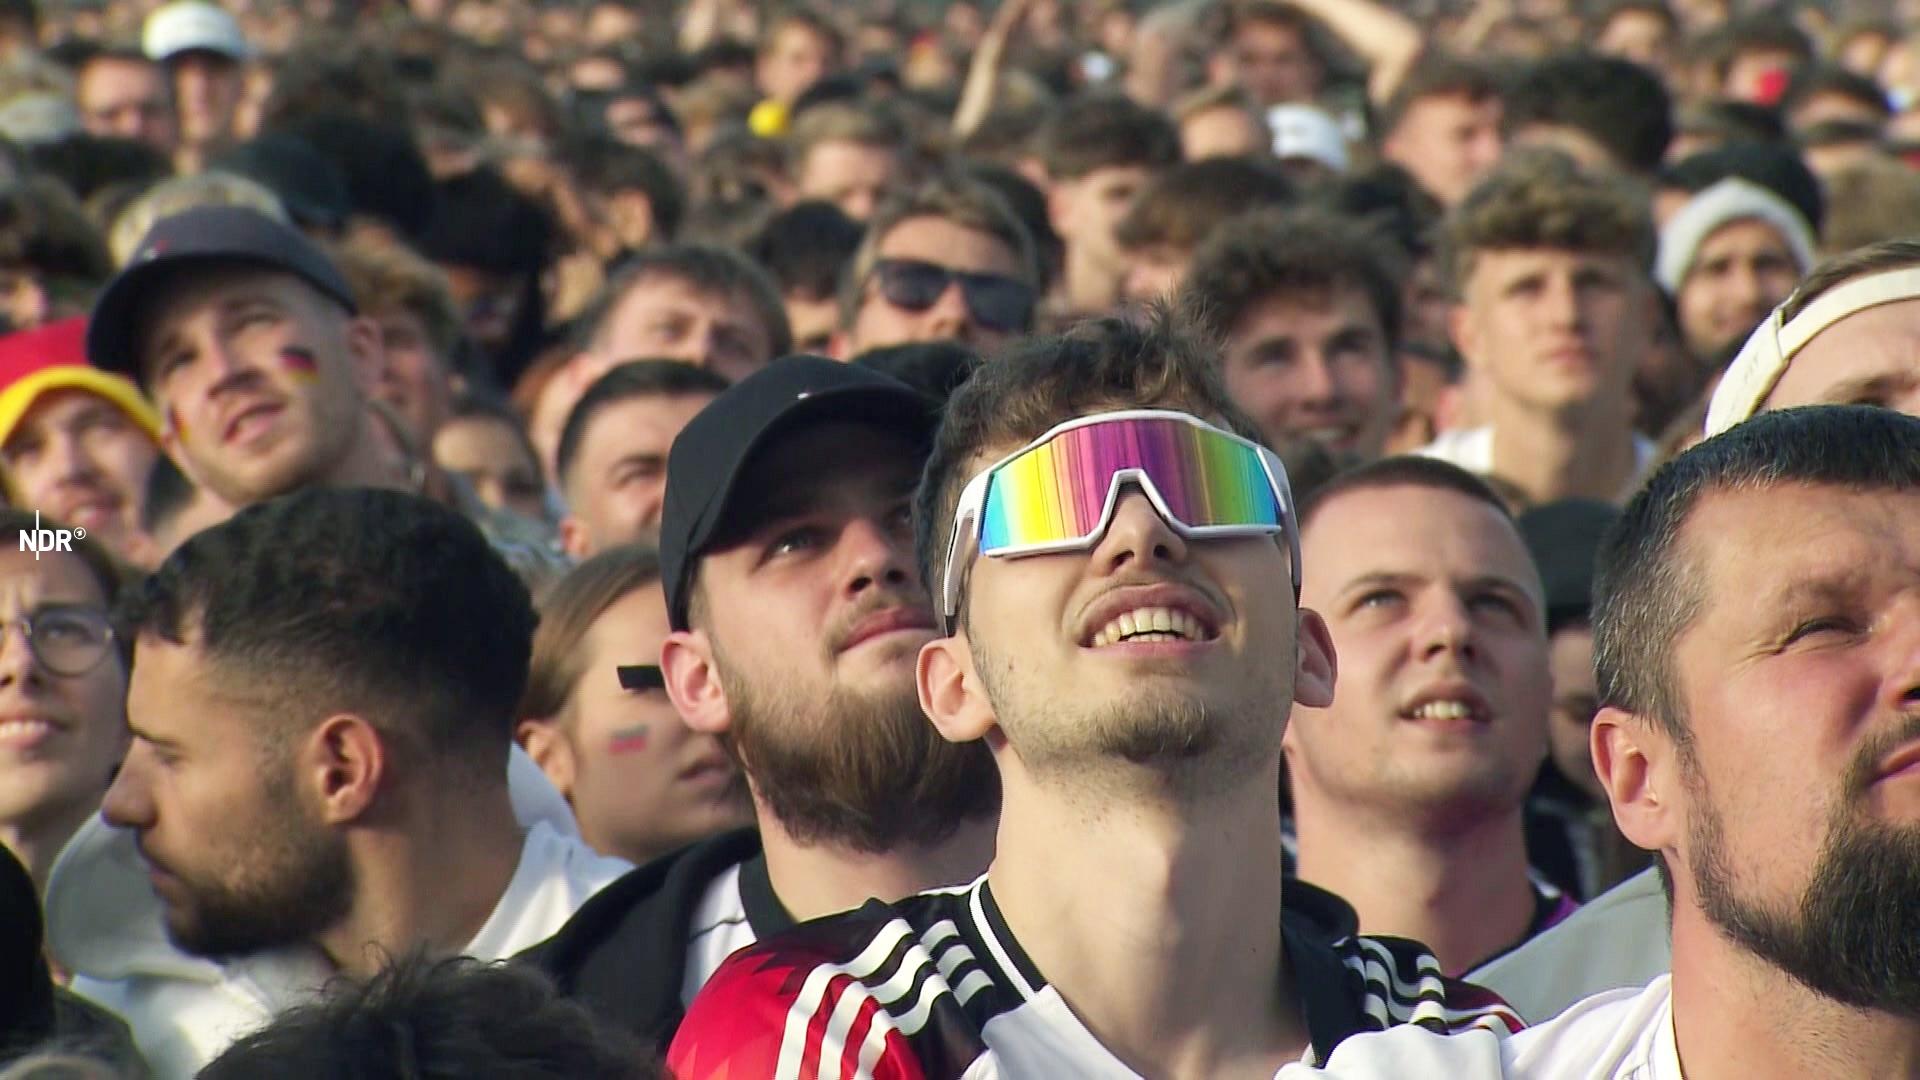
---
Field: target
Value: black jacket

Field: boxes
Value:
[516,828,794,1053]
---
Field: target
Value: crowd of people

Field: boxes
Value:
[0,0,1916,1074]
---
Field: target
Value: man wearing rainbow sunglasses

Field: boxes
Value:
[669,313,1519,1079]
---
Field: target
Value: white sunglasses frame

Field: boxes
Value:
[938,409,1302,634]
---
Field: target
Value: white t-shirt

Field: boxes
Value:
[1281,975,1679,1079]
[1419,427,1658,500]
[679,862,760,1006]
[465,820,633,961]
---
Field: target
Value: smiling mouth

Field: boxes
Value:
[1088,605,1220,648]
[1401,698,1489,724]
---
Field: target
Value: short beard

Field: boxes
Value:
[162,797,354,962]
[971,637,1275,795]
[719,651,998,856]
[1690,725,1920,1017]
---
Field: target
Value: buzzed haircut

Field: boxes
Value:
[1036,94,1181,182]
[1113,157,1297,255]
[1180,206,1409,347]
[578,244,794,359]
[1298,454,1514,532]
[1438,152,1654,298]
[1593,406,1920,743]
[761,9,844,62]
[554,360,729,491]
[120,488,538,779]
[1504,53,1673,174]
[1377,53,1504,139]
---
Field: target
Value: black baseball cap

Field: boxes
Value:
[660,355,939,631]
[86,205,359,387]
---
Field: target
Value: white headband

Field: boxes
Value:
[1704,265,1920,438]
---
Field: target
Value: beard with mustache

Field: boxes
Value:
[153,779,355,962]
[1689,715,1920,1017]
[711,600,999,855]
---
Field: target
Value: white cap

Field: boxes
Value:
[1266,104,1348,174]
[1655,177,1815,293]
[1704,264,1920,438]
[143,1,249,63]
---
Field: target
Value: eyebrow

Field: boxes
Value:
[127,723,178,750]
[1338,570,1540,604]
[1814,371,1920,405]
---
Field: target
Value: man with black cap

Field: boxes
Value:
[85,203,397,511]
[521,356,999,1052]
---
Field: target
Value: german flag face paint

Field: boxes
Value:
[279,346,320,383]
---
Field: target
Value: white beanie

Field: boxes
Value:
[1655,177,1816,294]
[1704,264,1920,438]
[1266,105,1349,174]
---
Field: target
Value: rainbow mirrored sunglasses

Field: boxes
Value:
[939,409,1301,634]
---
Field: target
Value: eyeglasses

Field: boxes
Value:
[867,258,1036,333]
[939,409,1301,634]
[1,607,117,677]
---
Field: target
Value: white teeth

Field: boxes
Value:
[1090,606,1211,646]
[0,719,52,739]
[1410,700,1474,721]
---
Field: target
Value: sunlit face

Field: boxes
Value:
[1641,488,1920,992]
[1452,248,1650,418]
[848,217,1030,352]
[758,23,838,105]
[560,392,716,557]
[103,634,351,959]
[1220,285,1397,460]
[1381,93,1504,207]
[547,583,750,863]
[369,307,454,445]
[1675,219,1801,360]
[1546,623,1601,798]
[945,431,1324,787]
[168,50,242,146]
[796,140,904,223]
[593,276,776,383]
[1051,165,1155,273]
[1762,298,1920,418]
[1180,105,1265,161]
[1288,484,1548,816]
[2,390,157,559]
[137,269,376,508]
[432,414,548,522]
[77,56,176,153]
[1594,9,1673,72]
[1223,19,1322,106]
[679,422,996,851]
[0,548,127,850]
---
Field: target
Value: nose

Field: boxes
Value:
[1293,350,1339,407]
[840,515,916,597]
[1415,590,1477,662]
[0,620,42,686]
[918,281,971,341]
[1884,593,1920,712]
[44,427,96,486]
[1087,487,1189,577]
[101,745,155,830]
[1542,273,1580,329]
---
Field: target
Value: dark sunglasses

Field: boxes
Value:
[616,664,665,691]
[867,258,1035,333]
